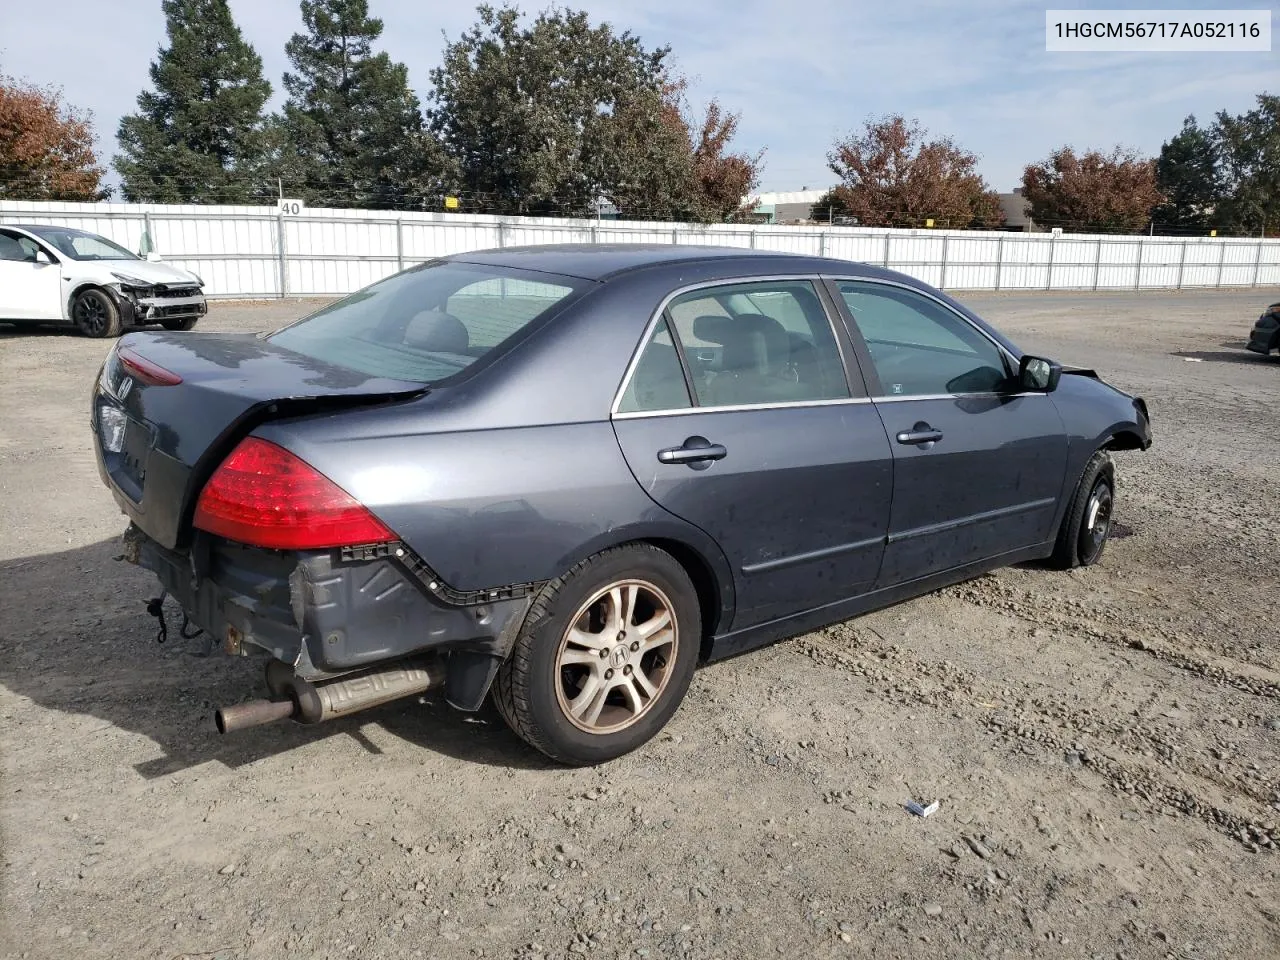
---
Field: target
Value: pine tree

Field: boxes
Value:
[115,0,273,204]
[279,0,451,209]
[1153,116,1221,232]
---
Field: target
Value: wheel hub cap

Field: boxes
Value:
[554,579,678,734]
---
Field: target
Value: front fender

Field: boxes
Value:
[67,282,137,326]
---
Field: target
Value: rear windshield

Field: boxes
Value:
[267,261,585,383]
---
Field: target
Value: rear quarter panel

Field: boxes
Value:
[254,270,744,622]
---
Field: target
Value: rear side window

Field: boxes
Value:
[268,262,583,383]
[667,280,851,408]
[617,318,692,413]
[618,280,852,413]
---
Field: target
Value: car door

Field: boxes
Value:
[611,277,893,630]
[0,230,63,321]
[828,278,1068,586]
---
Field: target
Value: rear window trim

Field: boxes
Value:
[264,259,596,389]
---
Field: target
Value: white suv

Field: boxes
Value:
[0,224,207,338]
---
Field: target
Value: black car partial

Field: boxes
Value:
[92,245,1151,765]
[1246,302,1280,357]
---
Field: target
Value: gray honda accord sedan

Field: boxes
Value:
[93,245,1151,765]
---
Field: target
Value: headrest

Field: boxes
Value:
[404,310,469,354]
[691,314,735,344]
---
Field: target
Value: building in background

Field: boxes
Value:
[747,189,834,224]
[997,188,1037,232]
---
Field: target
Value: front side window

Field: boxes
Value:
[836,281,1010,397]
[0,230,31,262]
[640,280,850,410]
[268,262,583,384]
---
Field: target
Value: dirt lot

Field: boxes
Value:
[2,289,1279,960]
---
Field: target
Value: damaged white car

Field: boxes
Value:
[0,224,206,338]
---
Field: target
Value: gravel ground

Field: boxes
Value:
[2,288,1279,960]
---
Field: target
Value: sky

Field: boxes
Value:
[1,0,1276,195]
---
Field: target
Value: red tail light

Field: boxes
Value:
[194,437,395,550]
[118,346,182,386]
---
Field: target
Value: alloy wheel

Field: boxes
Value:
[75,294,108,335]
[554,579,678,734]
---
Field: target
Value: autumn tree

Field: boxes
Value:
[279,0,454,208]
[0,77,109,200]
[815,116,1002,228]
[1212,93,1280,236]
[1020,146,1162,234]
[688,99,763,221]
[1153,116,1221,232]
[115,0,273,203]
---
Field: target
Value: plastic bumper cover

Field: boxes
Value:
[120,524,534,709]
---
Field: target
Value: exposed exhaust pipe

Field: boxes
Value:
[214,656,446,734]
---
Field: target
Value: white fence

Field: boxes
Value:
[3,199,1278,299]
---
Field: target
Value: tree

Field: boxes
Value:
[1153,116,1220,232]
[816,116,1003,229]
[431,5,692,219]
[1212,93,1280,237]
[1020,146,1162,234]
[0,77,109,200]
[115,0,273,204]
[688,99,763,221]
[279,0,453,209]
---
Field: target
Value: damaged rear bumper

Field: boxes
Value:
[120,523,536,711]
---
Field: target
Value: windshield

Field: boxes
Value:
[24,226,139,261]
[267,261,586,384]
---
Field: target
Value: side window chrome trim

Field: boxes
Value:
[871,392,1047,403]
[609,274,856,418]
[823,275,1020,369]
[613,396,874,420]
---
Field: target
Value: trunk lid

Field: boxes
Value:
[93,330,427,549]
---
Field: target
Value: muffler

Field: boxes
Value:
[214,656,446,734]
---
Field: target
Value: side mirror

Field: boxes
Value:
[32,248,54,265]
[145,251,162,262]
[1019,355,1062,393]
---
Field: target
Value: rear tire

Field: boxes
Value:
[1050,450,1115,569]
[161,316,199,331]
[492,544,700,766]
[71,288,121,338]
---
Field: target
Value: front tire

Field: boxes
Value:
[1051,450,1115,569]
[492,544,701,765]
[71,288,122,338]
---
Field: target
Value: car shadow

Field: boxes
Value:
[0,538,556,777]
[0,321,76,339]
[1171,349,1277,365]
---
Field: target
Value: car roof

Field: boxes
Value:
[448,243,900,283]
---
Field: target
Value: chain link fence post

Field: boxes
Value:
[1176,239,1187,289]
[994,235,1004,291]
